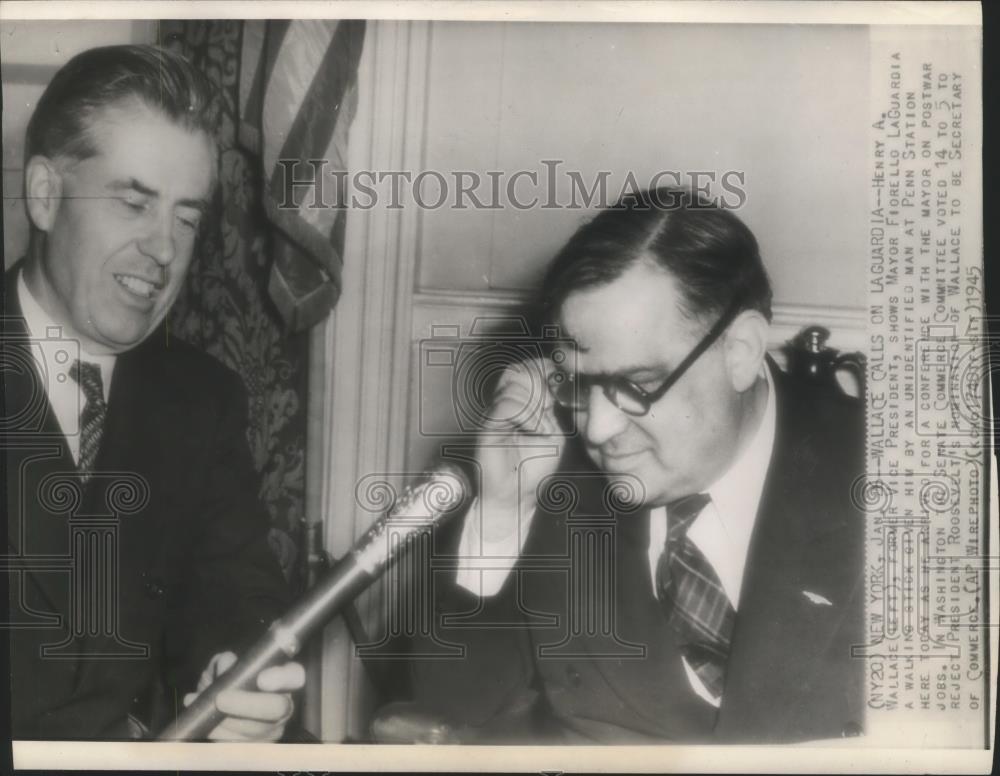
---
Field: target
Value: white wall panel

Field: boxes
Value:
[417,22,868,311]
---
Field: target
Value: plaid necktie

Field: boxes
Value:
[655,493,735,700]
[70,359,106,482]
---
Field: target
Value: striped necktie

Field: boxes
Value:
[70,359,106,482]
[655,493,735,700]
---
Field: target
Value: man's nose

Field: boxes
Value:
[581,386,629,446]
[138,213,176,266]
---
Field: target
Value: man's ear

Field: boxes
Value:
[723,309,770,392]
[24,155,64,232]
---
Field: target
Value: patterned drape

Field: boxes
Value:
[161,21,307,585]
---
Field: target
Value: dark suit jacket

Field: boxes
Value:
[2,266,290,739]
[409,361,865,744]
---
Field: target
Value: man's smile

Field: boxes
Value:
[599,447,650,466]
[113,272,162,301]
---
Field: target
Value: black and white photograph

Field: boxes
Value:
[0,2,990,772]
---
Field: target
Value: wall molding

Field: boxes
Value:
[0,63,60,82]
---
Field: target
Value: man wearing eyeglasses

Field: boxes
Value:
[408,187,864,744]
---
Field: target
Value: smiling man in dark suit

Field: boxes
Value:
[2,45,303,740]
[407,187,865,743]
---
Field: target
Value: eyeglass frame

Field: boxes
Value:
[546,296,746,418]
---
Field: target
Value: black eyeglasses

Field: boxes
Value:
[546,298,744,417]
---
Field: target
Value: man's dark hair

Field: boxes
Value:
[539,187,773,329]
[25,44,216,164]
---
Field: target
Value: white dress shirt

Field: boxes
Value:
[17,269,116,463]
[455,364,777,706]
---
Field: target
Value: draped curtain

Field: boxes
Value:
[161,21,307,584]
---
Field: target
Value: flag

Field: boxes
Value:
[239,20,366,331]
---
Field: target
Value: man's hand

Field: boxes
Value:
[184,651,306,742]
[475,356,565,542]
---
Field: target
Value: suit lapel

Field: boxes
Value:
[72,336,188,667]
[554,462,716,739]
[595,504,718,738]
[714,366,859,740]
[3,271,79,624]
[88,343,176,553]
[3,270,172,652]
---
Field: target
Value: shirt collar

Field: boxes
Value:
[694,362,777,603]
[17,268,117,400]
[648,362,778,606]
[702,362,777,545]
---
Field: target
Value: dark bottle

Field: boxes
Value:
[785,325,867,399]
